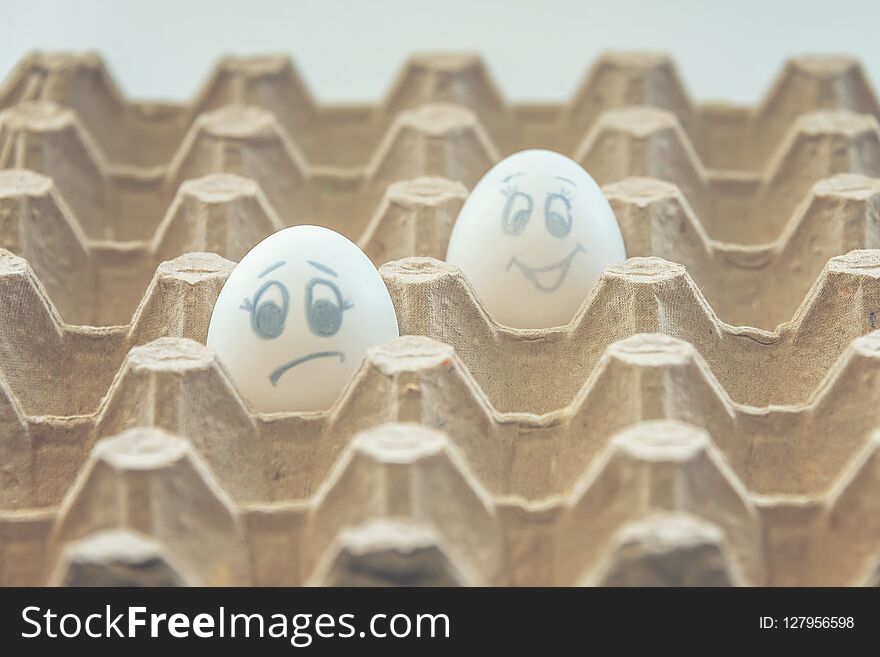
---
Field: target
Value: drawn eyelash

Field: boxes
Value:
[547,189,573,208]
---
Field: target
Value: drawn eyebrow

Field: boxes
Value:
[308,260,337,277]
[259,260,286,277]
[502,172,526,183]
[556,176,577,187]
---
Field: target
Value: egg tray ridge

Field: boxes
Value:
[2,51,879,176]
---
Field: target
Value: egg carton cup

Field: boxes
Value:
[2,51,879,177]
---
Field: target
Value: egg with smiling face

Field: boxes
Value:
[207,225,399,413]
[446,149,627,329]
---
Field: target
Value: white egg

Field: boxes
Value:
[446,149,627,329]
[207,225,399,412]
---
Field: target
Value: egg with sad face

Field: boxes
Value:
[207,226,399,412]
[446,149,626,328]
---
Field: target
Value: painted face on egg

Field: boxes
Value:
[207,226,399,413]
[501,171,584,293]
[446,149,627,329]
[240,258,353,385]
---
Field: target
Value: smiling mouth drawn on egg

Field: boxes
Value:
[269,350,346,386]
[506,243,586,292]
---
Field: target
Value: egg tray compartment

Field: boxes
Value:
[1,242,880,585]
[3,51,879,177]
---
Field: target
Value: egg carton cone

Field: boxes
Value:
[2,51,879,174]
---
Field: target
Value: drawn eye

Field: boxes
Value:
[501,190,533,236]
[544,191,572,239]
[241,280,289,340]
[305,278,353,337]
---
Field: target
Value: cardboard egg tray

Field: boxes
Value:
[1,51,880,587]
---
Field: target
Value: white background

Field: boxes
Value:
[2,0,880,106]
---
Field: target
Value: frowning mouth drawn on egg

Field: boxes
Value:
[269,350,346,386]
[506,243,586,292]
